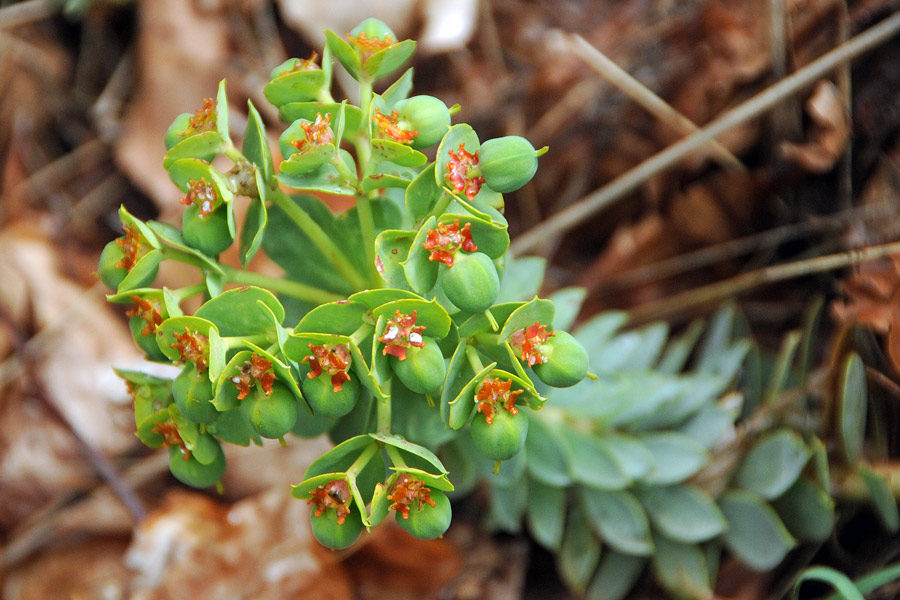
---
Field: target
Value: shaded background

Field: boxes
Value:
[2,0,900,597]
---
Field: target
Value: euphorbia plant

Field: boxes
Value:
[102,18,576,550]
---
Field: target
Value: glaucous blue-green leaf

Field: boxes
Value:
[390,382,455,449]
[719,489,796,571]
[435,124,480,188]
[636,485,727,543]
[629,372,728,431]
[370,432,448,476]
[401,216,439,294]
[524,416,572,486]
[264,69,328,107]
[294,300,367,336]
[370,138,426,168]
[590,322,668,374]
[438,212,509,259]
[657,319,704,374]
[564,430,629,490]
[695,303,738,373]
[771,477,834,542]
[549,287,587,332]
[527,479,565,550]
[573,311,628,363]
[859,463,900,532]
[595,433,654,481]
[239,172,268,268]
[579,487,653,556]
[838,352,867,463]
[557,506,603,596]
[735,429,810,499]
[496,256,546,303]
[405,163,445,223]
[155,315,218,363]
[194,286,284,337]
[765,330,802,403]
[678,401,738,449]
[499,296,555,340]
[651,534,712,600]
[364,39,416,79]
[380,68,414,109]
[162,131,223,168]
[487,476,527,534]
[372,297,451,339]
[585,550,645,600]
[373,229,414,290]
[639,432,708,486]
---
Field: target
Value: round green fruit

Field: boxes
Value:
[479,136,539,193]
[97,240,129,289]
[240,382,298,439]
[182,203,233,257]
[440,251,500,314]
[172,363,219,423]
[395,95,450,149]
[310,506,364,550]
[390,339,446,394]
[129,316,169,362]
[349,17,395,42]
[396,489,452,540]
[302,374,359,419]
[168,443,226,488]
[532,331,589,388]
[164,113,193,149]
[470,409,528,461]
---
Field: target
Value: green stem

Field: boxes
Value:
[465,345,486,373]
[385,445,408,468]
[222,265,343,305]
[354,78,380,287]
[160,247,222,273]
[223,142,245,163]
[171,283,207,302]
[269,189,368,290]
[376,378,392,434]
[223,333,271,350]
[350,322,375,346]
[484,310,499,331]
[346,442,379,477]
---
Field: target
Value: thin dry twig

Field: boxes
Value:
[564,32,746,173]
[510,10,900,256]
[6,138,108,206]
[0,0,58,29]
[627,238,900,324]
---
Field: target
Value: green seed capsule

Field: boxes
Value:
[349,17,395,41]
[129,316,169,362]
[240,381,298,439]
[310,506,364,550]
[394,96,451,149]
[164,113,194,150]
[396,489,452,539]
[479,136,539,193]
[172,363,219,424]
[532,331,589,388]
[97,240,129,289]
[168,443,226,488]
[182,203,233,257]
[390,338,446,394]
[470,409,528,461]
[302,374,360,419]
[440,252,500,314]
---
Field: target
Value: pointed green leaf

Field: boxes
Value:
[194,286,284,337]
[719,489,796,571]
[496,256,546,303]
[524,416,572,486]
[859,463,900,532]
[651,534,712,600]
[557,506,603,595]
[636,485,727,543]
[640,432,708,486]
[586,550,645,600]
[527,479,566,550]
[771,477,835,542]
[579,487,653,556]
[735,429,810,499]
[838,352,867,463]
[565,431,629,490]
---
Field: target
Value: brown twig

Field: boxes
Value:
[0,0,59,29]
[510,9,900,256]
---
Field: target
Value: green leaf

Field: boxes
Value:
[406,163,445,223]
[264,69,328,107]
[194,286,284,337]
[242,341,306,408]
[162,131,223,168]
[239,173,268,268]
[527,479,566,550]
[368,482,391,526]
[401,216,440,294]
[145,220,223,275]
[435,124,480,188]
[324,30,362,79]
[499,297,556,341]
[304,434,375,479]
[593,433,655,481]
[279,102,364,138]
[117,249,163,293]
[557,506,603,595]
[447,361,495,430]
[735,429,810,499]
[167,158,234,206]
[765,330,802,403]
[585,550,645,600]
[457,302,523,338]
[349,288,421,309]
[838,352,867,463]
[242,101,274,183]
[215,79,231,145]
[380,68,414,109]
[524,416,572,486]
[207,327,226,384]
[361,172,411,192]
[278,158,356,196]
[369,432,448,475]
[719,489,796,571]
[579,487,654,556]
[793,566,864,600]
[370,138,427,168]
[155,315,218,363]
[636,485,727,543]
[859,463,900,532]
[549,287,587,332]
[639,432,708,486]
[497,256,546,303]
[212,350,252,411]
[771,477,835,542]
[373,229,414,290]
[438,212,509,259]
[372,298,451,339]
[294,300,367,336]
[565,431,629,490]
[651,534,712,600]
[364,39,416,79]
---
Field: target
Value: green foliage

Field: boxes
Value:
[101,17,900,600]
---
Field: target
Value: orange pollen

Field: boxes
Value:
[188,98,215,132]
[509,322,554,367]
[171,327,210,373]
[378,310,426,361]
[151,420,190,458]
[303,343,352,392]
[126,296,164,336]
[231,353,276,400]
[307,479,352,525]
[347,30,395,61]
[423,219,477,267]
[179,178,218,218]
[114,224,144,271]
[446,144,483,200]
[289,51,319,72]
[372,107,417,144]
[475,376,523,424]
[387,474,436,519]
[290,113,334,154]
